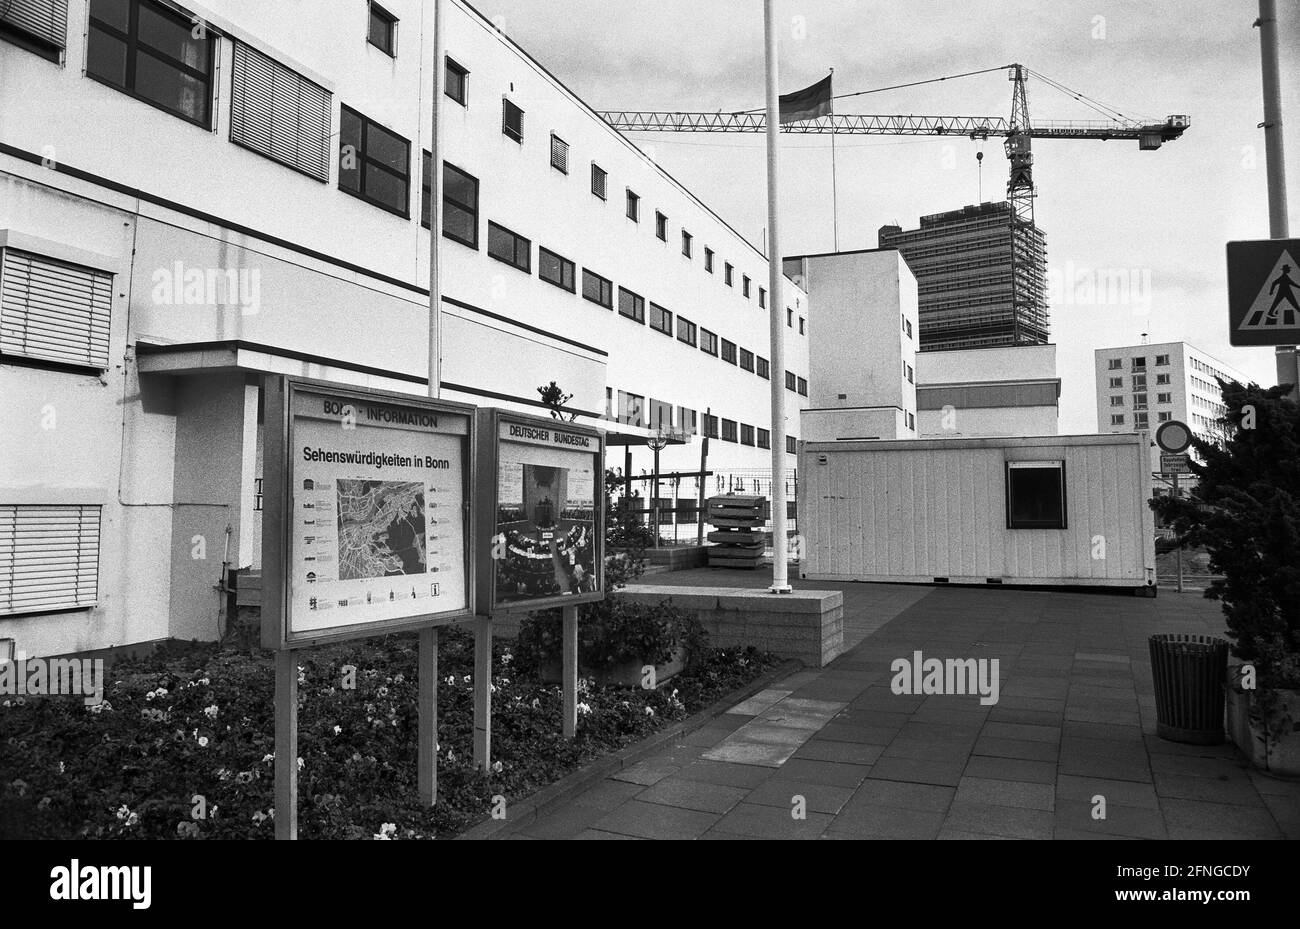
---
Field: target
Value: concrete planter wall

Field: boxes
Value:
[618,585,844,667]
[1226,667,1300,779]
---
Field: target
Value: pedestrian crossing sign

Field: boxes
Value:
[1227,239,1300,345]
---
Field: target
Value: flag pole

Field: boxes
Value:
[764,0,791,594]
[829,67,839,252]
[418,0,444,809]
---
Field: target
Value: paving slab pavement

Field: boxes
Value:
[509,575,1300,840]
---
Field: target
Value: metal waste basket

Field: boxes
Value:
[1148,634,1229,744]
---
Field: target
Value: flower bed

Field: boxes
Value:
[0,628,778,840]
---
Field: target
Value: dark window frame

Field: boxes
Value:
[739,348,754,372]
[591,163,607,199]
[682,230,692,258]
[1006,461,1068,530]
[797,376,808,396]
[740,423,755,446]
[704,248,714,273]
[487,220,530,273]
[649,302,672,335]
[677,316,697,346]
[539,246,575,292]
[758,287,766,309]
[582,269,613,309]
[86,0,216,128]
[617,286,645,324]
[502,97,524,143]
[724,262,734,286]
[626,189,640,222]
[339,104,411,218]
[756,356,770,379]
[785,371,797,392]
[721,419,738,443]
[655,211,667,241]
[699,328,719,356]
[742,275,751,298]
[367,1,398,57]
[721,339,737,365]
[444,56,468,105]
[550,134,569,174]
[422,155,479,248]
[757,427,771,449]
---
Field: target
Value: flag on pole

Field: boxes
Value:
[779,73,833,124]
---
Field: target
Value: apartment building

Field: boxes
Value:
[1093,341,1247,472]
[0,0,809,656]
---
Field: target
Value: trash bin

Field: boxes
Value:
[1148,634,1229,744]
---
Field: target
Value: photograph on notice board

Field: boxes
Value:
[495,445,597,604]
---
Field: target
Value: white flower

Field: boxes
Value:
[462,675,471,684]
[252,810,268,825]
[489,683,496,694]
[58,761,65,775]
[500,651,513,665]
[197,736,210,748]
[261,753,275,764]
[393,674,405,684]
[297,757,305,771]
[491,761,503,773]
[445,675,455,686]
[198,677,210,686]
[644,706,655,717]
[333,725,342,736]
[373,822,398,841]
[577,701,592,717]
[530,698,541,710]
[203,705,219,719]
[377,686,389,697]
[115,804,131,821]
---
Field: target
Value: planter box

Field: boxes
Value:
[1225,667,1300,779]
[540,646,688,688]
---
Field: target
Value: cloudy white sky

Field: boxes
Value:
[474,0,1299,432]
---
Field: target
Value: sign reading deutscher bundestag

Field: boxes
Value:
[477,410,604,613]
[262,378,477,648]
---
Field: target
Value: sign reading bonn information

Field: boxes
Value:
[262,378,476,648]
[476,410,605,613]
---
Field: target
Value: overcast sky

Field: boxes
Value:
[473,0,1299,432]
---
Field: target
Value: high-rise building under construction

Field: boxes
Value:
[879,201,1049,352]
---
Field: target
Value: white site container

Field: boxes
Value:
[798,434,1157,593]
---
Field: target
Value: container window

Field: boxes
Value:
[1006,461,1066,530]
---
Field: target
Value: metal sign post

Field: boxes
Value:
[1155,420,1193,596]
[262,377,477,837]
[474,409,606,747]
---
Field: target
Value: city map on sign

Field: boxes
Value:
[335,480,428,580]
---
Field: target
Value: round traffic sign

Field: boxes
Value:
[1156,420,1192,453]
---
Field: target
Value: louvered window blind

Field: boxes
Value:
[0,248,112,368]
[0,0,68,49]
[0,505,101,616]
[230,41,332,182]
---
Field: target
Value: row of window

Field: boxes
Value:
[1105,353,1171,371]
[1111,412,1172,426]
[611,391,798,453]
[1109,392,1173,408]
[1107,373,1172,389]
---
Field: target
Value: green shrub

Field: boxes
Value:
[515,596,707,672]
[1151,380,1300,689]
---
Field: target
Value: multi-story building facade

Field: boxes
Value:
[915,344,1060,438]
[783,249,917,442]
[1093,341,1247,472]
[879,201,1048,352]
[0,0,809,656]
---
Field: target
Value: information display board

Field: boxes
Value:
[262,378,477,648]
[476,410,605,613]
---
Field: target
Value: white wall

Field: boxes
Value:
[917,344,1057,385]
[916,406,1059,438]
[799,434,1155,587]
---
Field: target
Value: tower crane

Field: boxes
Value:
[599,64,1190,226]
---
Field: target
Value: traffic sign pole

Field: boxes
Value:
[1174,472,1183,594]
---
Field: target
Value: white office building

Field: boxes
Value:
[1093,341,1247,472]
[0,0,810,656]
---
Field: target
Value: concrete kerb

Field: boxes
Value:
[457,659,803,840]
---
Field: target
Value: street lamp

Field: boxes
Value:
[647,430,670,549]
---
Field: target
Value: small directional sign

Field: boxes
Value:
[1160,453,1191,475]
[1227,239,1300,345]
